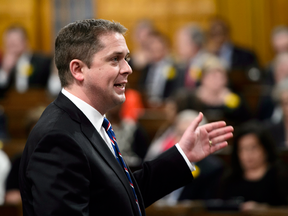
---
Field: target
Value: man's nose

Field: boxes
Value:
[120,59,132,75]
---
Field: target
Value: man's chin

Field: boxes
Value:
[116,95,126,105]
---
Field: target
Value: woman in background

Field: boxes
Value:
[221,121,288,211]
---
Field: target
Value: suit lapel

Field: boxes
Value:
[54,93,142,215]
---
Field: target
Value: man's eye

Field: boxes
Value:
[112,57,119,62]
[125,56,131,62]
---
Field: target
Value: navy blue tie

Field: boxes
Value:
[102,117,142,216]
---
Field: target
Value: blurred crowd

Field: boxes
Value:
[1,16,288,213]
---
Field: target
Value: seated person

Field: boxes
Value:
[265,78,288,149]
[170,55,251,126]
[129,19,155,71]
[0,26,52,97]
[138,31,180,107]
[263,26,288,87]
[258,52,288,121]
[206,17,260,79]
[220,121,288,211]
[174,23,209,90]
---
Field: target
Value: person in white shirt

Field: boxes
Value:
[19,19,233,216]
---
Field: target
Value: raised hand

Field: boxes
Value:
[178,112,233,162]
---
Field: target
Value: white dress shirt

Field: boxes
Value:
[0,149,11,205]
[61,88,195,171]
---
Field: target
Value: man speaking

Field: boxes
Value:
[19,19,233,216]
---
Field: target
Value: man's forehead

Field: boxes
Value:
[98,32,129,54]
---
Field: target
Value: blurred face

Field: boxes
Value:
[272,33,288,54]
[164,100,177,122]
[147,36,167,63]
[82,32,132,114]
[238,134,267,171]
[135,26,152,46]
[4,30,27,56]
[176,29,199,62]
[208,24,228,47]
[201,69,227,91]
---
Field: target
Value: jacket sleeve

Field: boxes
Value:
[26,130,91,216]
[133,146,194,207]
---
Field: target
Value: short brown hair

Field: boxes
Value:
[55,19,127,87]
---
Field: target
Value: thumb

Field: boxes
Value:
[189,112,203,132]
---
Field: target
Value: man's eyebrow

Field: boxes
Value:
[107,51,130,57]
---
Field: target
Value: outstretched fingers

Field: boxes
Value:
[209,125,233,139]
[208,126,233,147]
[201,121,227,133]
[210,141,228,153]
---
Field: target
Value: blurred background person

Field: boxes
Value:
[271,26,288,55]
[206,17,260,73]
[206,17,261,92]
[265,78,288,150]
[221,121,288,211]
[169,55,251,126]
[138,31,180,107]
[0,26,52,98]
[174,23,208,90]
[129,19,155,72]
[264,26,288,86]
[257,52,288,121]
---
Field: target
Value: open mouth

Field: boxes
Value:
[114,83,126,88]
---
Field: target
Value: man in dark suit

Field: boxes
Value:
[138,31,180,106]
[0,26,51,97]
[19,19,233,216]
[206,17,260,94]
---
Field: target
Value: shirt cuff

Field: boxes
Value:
[175,143,196,172]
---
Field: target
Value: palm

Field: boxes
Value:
[179,113,233,162]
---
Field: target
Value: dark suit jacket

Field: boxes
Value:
[266,120,286,149]
[231,46,259,71]
[0,53,51,97]
[19,93,193,216]
[138,63,182,101]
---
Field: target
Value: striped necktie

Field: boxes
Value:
[102,117,142,216]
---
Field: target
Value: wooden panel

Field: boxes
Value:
[96,0,216,52]
[0,203,23,216]
[0,0,37,51]
[268,0,288,25]
[215,0,253,47]
[0,89,53,139]
[215,0,288,67]
[37,0,54,54]
[0,0,53,54]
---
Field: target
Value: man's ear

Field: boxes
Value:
[69,59,85,81]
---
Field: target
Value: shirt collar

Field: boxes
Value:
[61,88,104,133]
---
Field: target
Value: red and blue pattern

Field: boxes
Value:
[103,117,142,216]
